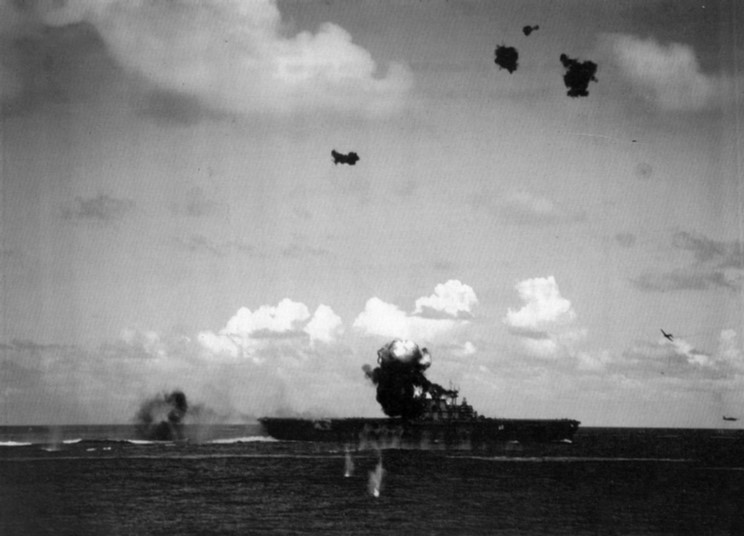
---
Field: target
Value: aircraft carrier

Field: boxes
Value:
[260,389,579,447]
[260,340,580,448]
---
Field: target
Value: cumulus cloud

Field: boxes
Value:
[353,281,477,343]
[413,280,477,318]
[504,276,586,359]
[353,297,458,342]
[504,276,576,335]
[1,0,412,116]
[608,34,722,111]
[304,304,344,345]
[120,328,169,359]
[198,298,343,360]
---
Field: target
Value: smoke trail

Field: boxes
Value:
[362,339,455,419]
[135,390,190,441]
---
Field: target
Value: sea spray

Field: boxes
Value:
[344,447,354,477]
[368,453,384,497]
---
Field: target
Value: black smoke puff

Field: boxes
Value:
[494,45,519,74]
[363,340,454,420]
[559,53,598,97]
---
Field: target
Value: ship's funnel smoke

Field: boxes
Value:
[362,339,455,419]
[135,390,190,441]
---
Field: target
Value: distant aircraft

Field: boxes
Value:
[660,329,674,341]
[522,25,539,36]
[331,150,360,166]
[723,416,738,422]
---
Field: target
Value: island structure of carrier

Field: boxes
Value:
[259,339,580,448]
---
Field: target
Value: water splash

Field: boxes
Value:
[344,447,354,478]
[368,454,385,498]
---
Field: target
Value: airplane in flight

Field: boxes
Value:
[331,150,360,166]
[660,329,674,341]
[723,416,738,422]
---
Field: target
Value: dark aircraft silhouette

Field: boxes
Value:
[723,416,738,422]
[522,25,539,36]
[331,150,360,166]
[660,329,674,341]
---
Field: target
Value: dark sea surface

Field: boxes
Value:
[2,425,744,535]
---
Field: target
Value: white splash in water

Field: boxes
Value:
[368,456,384,497]
[344,447,354,477]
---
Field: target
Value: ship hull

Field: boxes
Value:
[259,417,580,447]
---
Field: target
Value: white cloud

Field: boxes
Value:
[197,298,342,360]
[5,0,412,115]
[716,329,743,367]
[304,304,344,345]
[224,299,310,335]
[504,276,587,360]
[353,281,477,343]
[666,336,712,367]
[576,350,612,372]
[609,34,719,111]
[120,328,168,359]
[664,329,744,371]
[353,297,458,342]
[197,330,244,359]
[504,276,576,334]
[414,280,477,318]
[459,341,477,356]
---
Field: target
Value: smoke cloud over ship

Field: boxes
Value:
[362,339,455,420]
[135,390,191,441]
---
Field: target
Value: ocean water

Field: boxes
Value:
[2,425,744,535]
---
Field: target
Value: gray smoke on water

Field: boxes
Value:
[135,390,216,441]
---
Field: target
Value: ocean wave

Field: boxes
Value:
[63,438,82,444]
[209,436,277,444]
[449,455,694,463]
[0,441,33,447]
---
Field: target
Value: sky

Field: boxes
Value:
[1,0,743,427]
